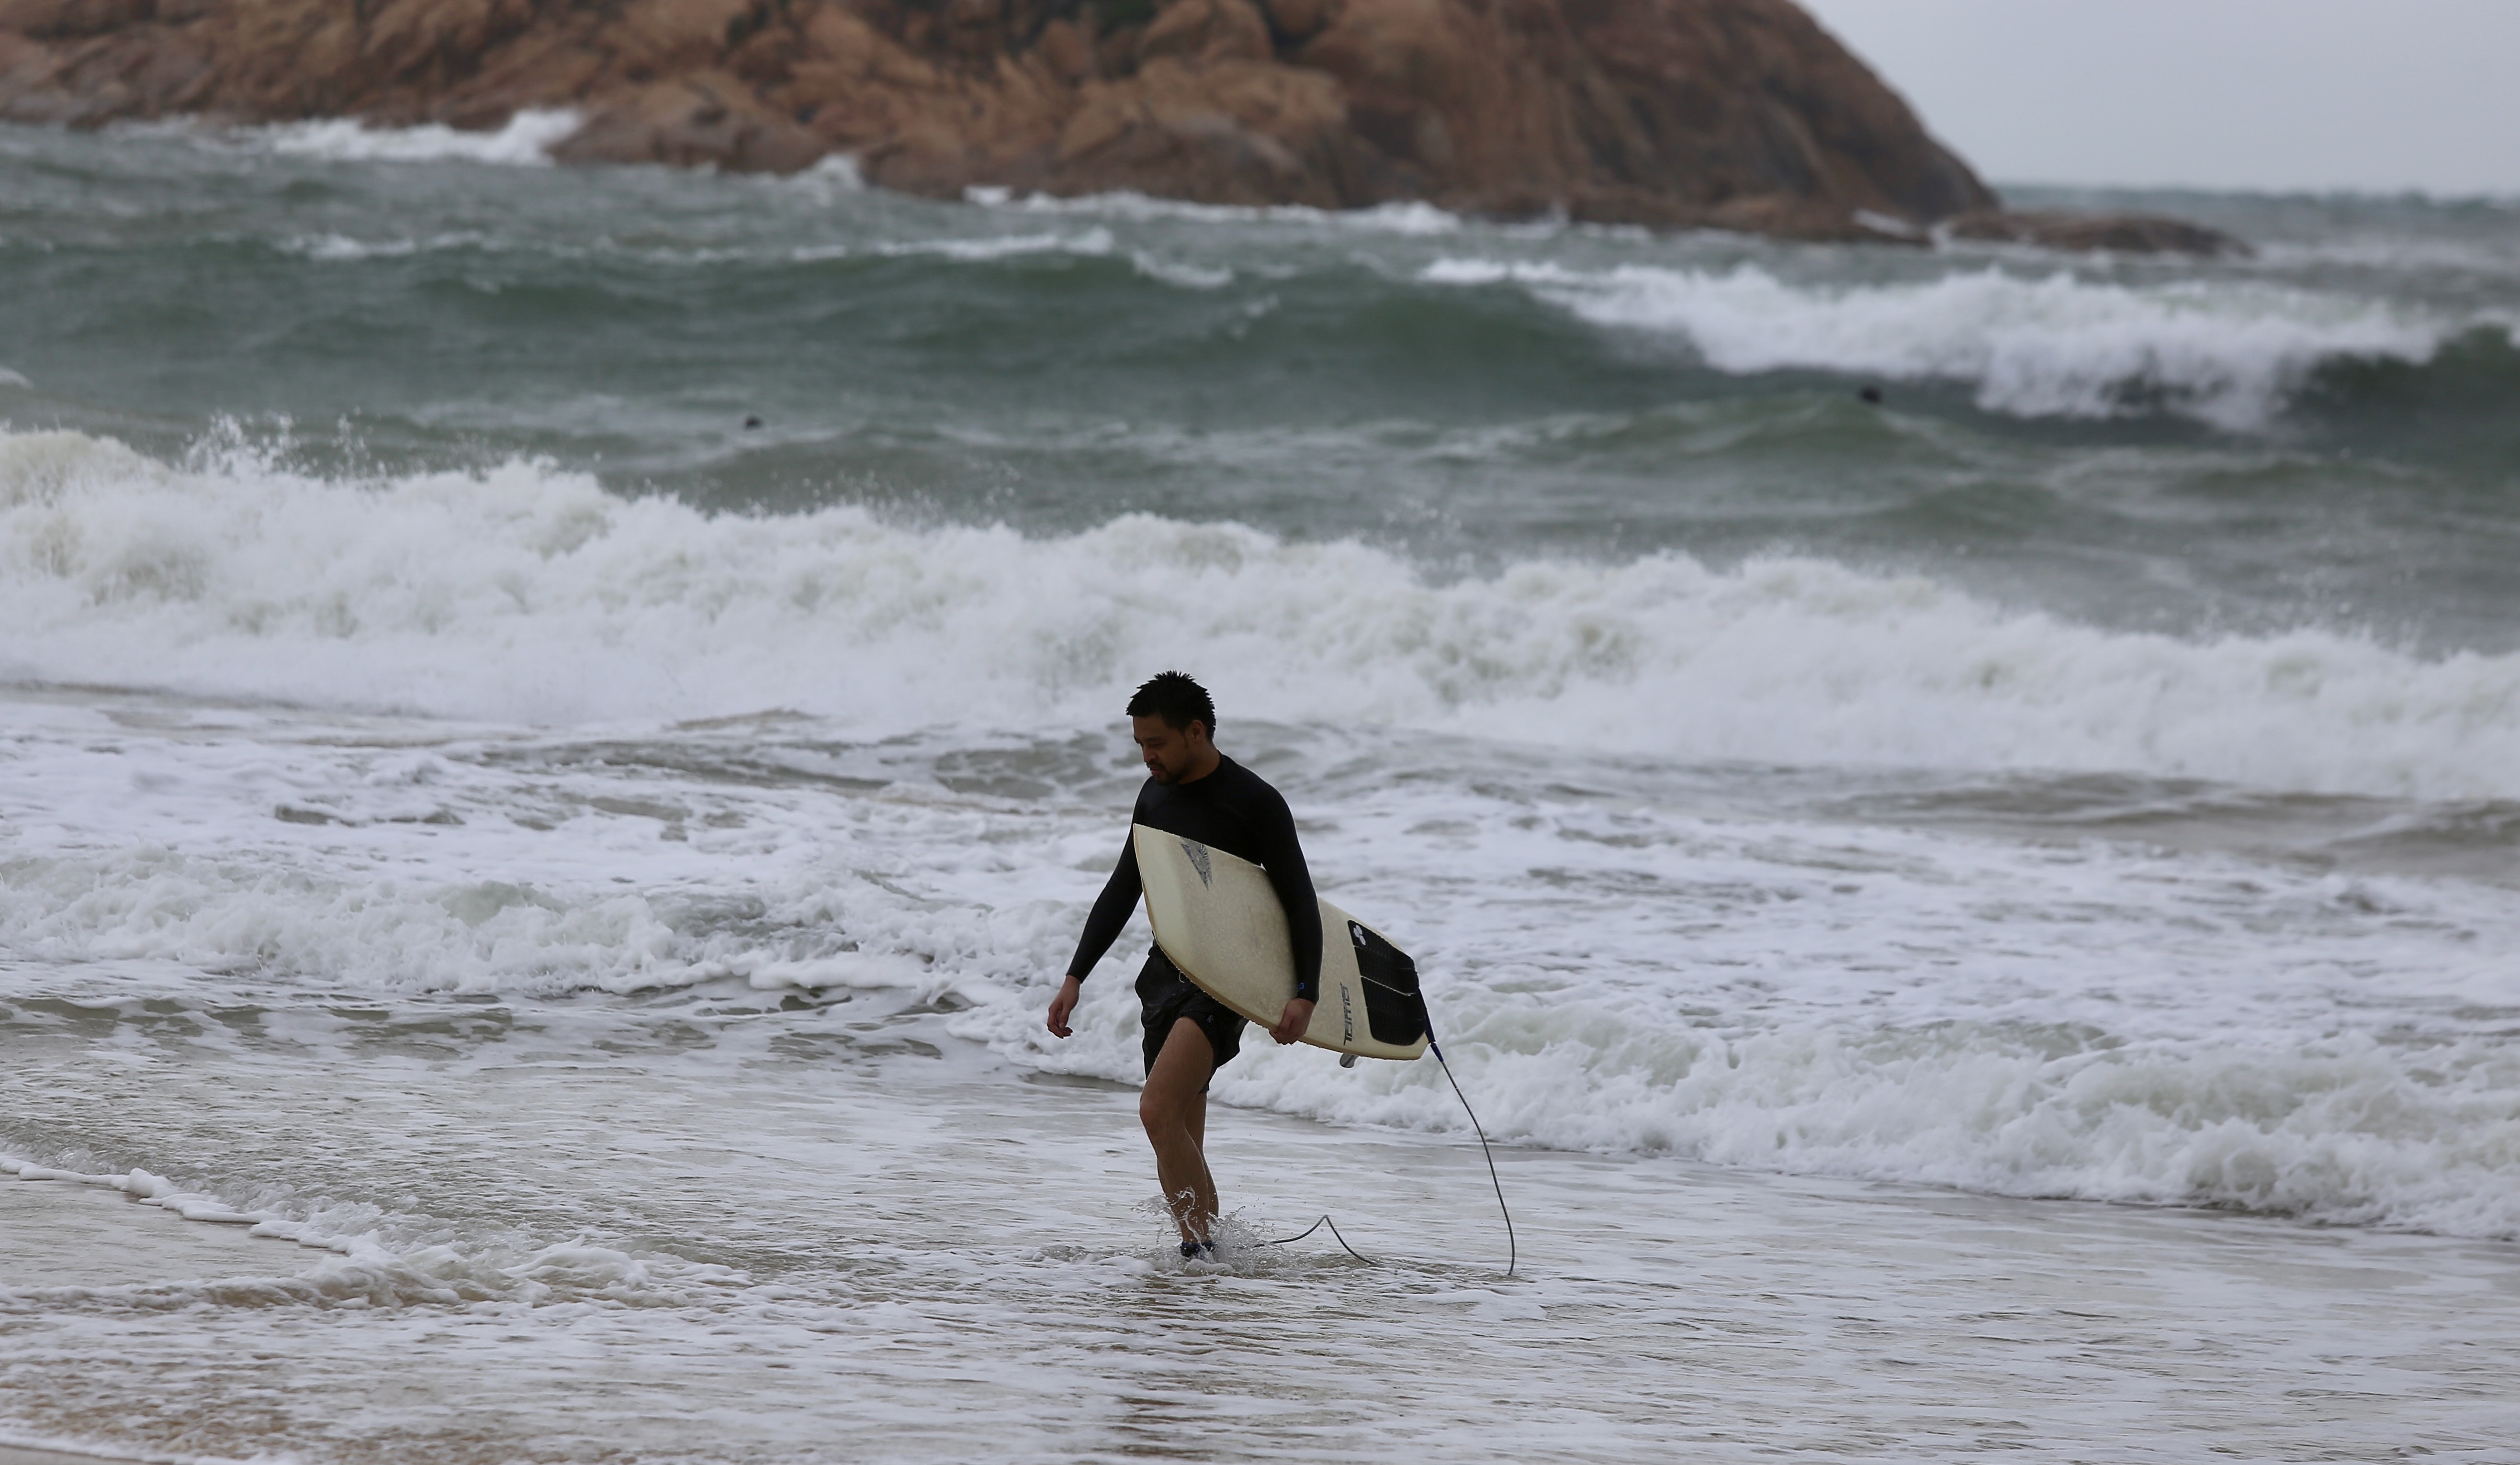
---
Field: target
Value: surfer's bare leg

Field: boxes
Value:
[1140,1017,1218,1244]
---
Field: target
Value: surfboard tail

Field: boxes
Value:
[1345,918,1430,1049]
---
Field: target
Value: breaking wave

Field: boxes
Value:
[5,427,2516,799]
[1423,257,2505,431]
[234,109,582,167]
[1214,1010,2520,1241]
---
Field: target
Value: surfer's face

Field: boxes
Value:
[1132,714,1210,784]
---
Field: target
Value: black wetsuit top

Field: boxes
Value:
[1065,754,1322,1002]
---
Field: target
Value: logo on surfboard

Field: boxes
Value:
[1178,839,1211,887]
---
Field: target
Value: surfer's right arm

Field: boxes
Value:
[1046,975,1081,1038]
[1049,830,1145,1039]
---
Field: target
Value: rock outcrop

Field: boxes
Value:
[0,0,2235,252]
[1943,207,2250,258]
[0,0,2002,237]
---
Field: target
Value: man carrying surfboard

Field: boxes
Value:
[1045,671,1318,1259]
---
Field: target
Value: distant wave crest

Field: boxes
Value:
[1424,257,2504,431]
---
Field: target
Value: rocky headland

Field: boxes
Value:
[0,0,2239,251]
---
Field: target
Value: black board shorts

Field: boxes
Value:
[1136,949,1246,1086]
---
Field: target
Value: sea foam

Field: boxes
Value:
[968,187,1467,235]
[6,418,2517,1239]
[4,428,2516,800]
[241,109,583,167]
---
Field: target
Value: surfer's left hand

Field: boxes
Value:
[1270,997,1314,1045]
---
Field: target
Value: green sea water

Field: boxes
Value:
[7,121,2518,649]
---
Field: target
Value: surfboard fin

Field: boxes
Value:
[1347,921,1430,1046]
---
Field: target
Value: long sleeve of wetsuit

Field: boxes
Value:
[1250,789,1324,1004]
[1064,833,1143,981]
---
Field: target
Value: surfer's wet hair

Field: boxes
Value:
[1128,671,1215,735]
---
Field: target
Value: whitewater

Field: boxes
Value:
[5,118,2520,1464]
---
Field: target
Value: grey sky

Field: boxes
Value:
[1797,0,2520,197]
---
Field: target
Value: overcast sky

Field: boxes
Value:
[1796,0,2520,197]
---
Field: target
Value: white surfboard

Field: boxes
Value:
[1132,823,1430,1062]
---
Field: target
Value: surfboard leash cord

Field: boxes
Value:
[1261,1039,1518,1278]
[1263,1212,1376,1264]
[1429,1038,1518,1278]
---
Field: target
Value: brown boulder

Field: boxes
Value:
[0,1,154,40]
[1036,56,1349,207]
[1139,0,1273,67]
[607,0,759,80]
[552,69,823,173]
[1261,0,1339,44]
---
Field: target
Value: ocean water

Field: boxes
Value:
[4,116,2520,1463]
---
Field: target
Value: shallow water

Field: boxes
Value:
[4,115,2520,1461]
[9,973,2520,1465]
